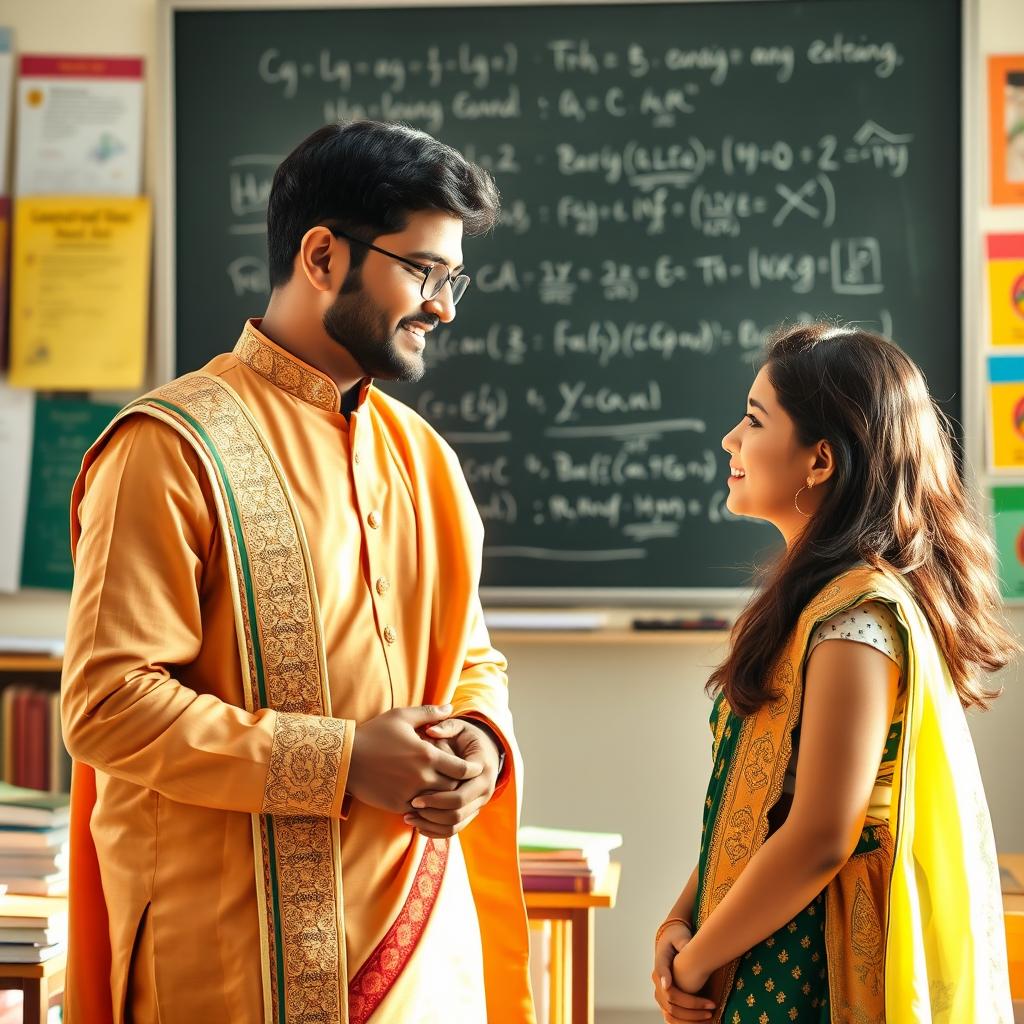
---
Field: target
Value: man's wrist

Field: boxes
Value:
[455,716,506,776]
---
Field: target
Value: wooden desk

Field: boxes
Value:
[0,954,65,1024]
[525,862,620,1024]
[1001,854,1024,1000]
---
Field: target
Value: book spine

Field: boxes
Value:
[521,874,595,893]
[31,690,46,792]
[13,688,27,788]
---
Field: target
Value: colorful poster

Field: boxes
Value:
[992,487,1024,600]
[8,196,151,390]
[987,355,1024,470]
[14,54,143,196]
[0,195,9,366]
[0,383,34,593]
[988,55,1024,206]
[986,234,1024,347]
[0,31,12,365]
[20,396,118,591]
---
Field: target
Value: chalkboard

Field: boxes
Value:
[171,0,962,599]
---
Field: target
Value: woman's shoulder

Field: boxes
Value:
[808,600,906,669]
[804,565,912,619]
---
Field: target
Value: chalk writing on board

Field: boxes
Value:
[173,1,960,587]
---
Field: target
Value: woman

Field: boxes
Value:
[652,323,1016,1023]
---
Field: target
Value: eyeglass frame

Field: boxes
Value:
[327,227,471,305]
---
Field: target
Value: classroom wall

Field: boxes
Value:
[0,0,1020,1015]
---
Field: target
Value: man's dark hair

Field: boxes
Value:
[266,120,501,288]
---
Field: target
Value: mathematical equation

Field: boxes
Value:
[257,34,903,102]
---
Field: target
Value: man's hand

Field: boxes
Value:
[346,705,483,814]
[652,923,715,1023]
[404,718,503,838]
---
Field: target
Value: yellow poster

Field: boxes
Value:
[987,234,1024,347]
[8,196,150,390]
[988,355,1024,470]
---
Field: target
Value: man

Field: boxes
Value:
[61,121,534,1024]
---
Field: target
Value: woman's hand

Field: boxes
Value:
[671,943,712,1000]
[652,922,716,1022]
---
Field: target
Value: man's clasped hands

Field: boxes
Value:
[346,704,502,838]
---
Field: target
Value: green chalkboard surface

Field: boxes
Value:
[172,0,961,598]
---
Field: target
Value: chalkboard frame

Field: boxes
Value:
[159,0,978,607]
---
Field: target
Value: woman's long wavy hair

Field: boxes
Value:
[708,323,1018,717]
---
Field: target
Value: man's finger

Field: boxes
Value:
[418,771,461,794]
[407,794,487,826]
[411,778,488,811]
[403,703,453,728]
[430,746,483,781]
[424,719,465,740]
[405,812,475,838]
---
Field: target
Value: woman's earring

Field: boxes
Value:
[794,478,814,518]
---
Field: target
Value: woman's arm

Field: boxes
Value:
[672,638,898,992]
[654,865,717,1022]
[666,864,699,926]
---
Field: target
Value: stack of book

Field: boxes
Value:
[518,825,623,893]
[0,893,67,964]
[0,684,71,793]
[0,783,70,900]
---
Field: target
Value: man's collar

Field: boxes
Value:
[233,319,372,414]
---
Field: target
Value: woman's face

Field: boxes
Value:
[721,365,826,542]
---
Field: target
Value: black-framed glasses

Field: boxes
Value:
[329,228,470,305]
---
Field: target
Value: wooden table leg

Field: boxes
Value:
[570,907,594,1024]
[549,918,565,1024]
[22,975,48,1024]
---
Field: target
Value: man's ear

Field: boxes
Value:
[297,226,347,292]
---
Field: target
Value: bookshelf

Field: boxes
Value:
[0,656,66,797]
[0,658,61,675]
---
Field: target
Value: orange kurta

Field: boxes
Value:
[61,321,534,1023]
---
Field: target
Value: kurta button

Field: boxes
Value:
[375,576,390,596]
[383,625,397,645]
[367,510,381,529]
[353,451,361,464]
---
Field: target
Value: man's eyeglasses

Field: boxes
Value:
[329,228,470,305]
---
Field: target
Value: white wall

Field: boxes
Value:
[0,0,1021,1014]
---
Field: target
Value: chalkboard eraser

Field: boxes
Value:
[631,616,730,631]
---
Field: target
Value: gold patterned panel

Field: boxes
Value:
[137,373,346,1024]
[263,713,348,816]
[824,826,892,1024]
[234,326,341,413]
[274,816,345,1022]
[724,808,754,865]
[150,374,329,718]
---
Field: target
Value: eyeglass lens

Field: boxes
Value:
[424,263,469,304]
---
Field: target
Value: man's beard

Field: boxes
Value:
[322,281,426,383]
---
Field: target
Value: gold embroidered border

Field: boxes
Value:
[263,713,348,816]
[272,815,345,1021]
[150,374,328,716]
[235,326,340,413]
[137,373,345,1023]
[824,825,893,1024]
